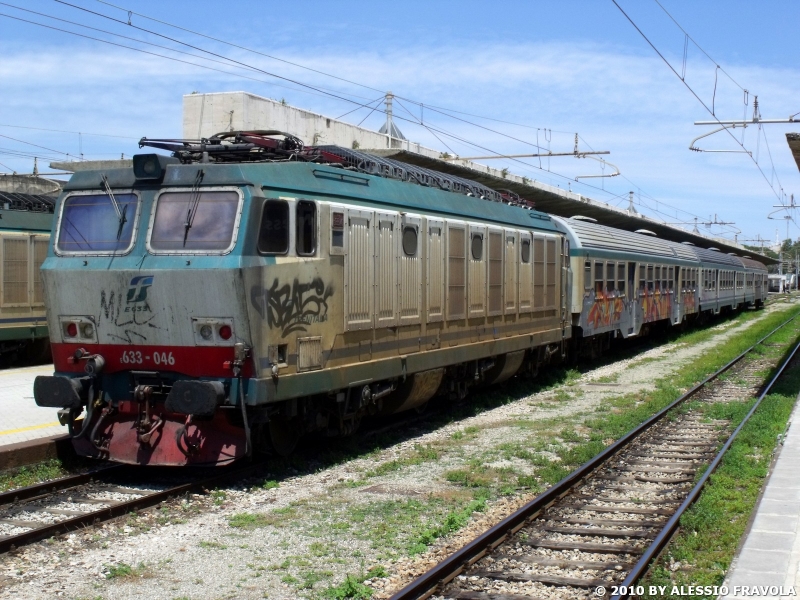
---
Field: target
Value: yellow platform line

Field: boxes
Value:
[0,422,61,436]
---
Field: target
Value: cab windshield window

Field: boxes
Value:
[57,193,138,253]
[150,190,240,252]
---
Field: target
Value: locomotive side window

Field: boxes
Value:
[57,192,139,254]
[331,210,345,251]
[521,240,531,263]
[471,233,483,260]
[150,190,241,253]
[257,200,289,254]
[296,200,316,256]
[402,226,418,256]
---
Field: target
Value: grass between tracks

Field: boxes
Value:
[227,303,800,599]
[638,320,800,599]
[0,459,68,493]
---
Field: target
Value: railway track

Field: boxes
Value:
[0,462,266,554]
[389,316,800,600]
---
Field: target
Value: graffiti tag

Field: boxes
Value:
[100,289,160,343]
[251,277,333,336]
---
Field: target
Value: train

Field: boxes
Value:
[0,190,54,364]
[32,131,768,466]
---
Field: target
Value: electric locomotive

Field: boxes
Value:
[32,131,767,466]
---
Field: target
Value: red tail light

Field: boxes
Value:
[218,325,232,340]
[66,323,78,337]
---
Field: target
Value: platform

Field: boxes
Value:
[0,364,64,449]
[720,391,800,599]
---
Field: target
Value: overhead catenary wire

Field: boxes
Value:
[612,0,786,202]
[52,0,380,103]
[0,122,138,140]
[93,0,579,137]
[0,2,747,241]
[0,133,80,159]
[51,0,743,234]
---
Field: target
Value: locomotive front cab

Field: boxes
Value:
[33,162,259,466]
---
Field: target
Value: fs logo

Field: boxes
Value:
[126,275,154,304]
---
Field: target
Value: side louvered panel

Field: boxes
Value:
[2,236,30,307]
[427,220,444,323]
[399,214,422,326]
[32,236,48,305]
[488,229,503,316]
[533,236,545,310]
[297,336,323,371]
[546,237,557,309]
[504,230,517,314]
[468,225,486,317]
[375,213,398,328]
[447,224,466,320]
[344,210,373,331]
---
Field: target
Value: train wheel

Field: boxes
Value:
[267,417,302,457]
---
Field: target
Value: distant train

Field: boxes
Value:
[33,132,767,465]
[0,191,53,364]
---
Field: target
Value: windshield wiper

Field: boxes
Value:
[183,169,205,246]
[101,174,127,240]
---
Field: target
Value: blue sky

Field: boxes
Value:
[1,0,798,246]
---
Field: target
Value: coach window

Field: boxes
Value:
[594,261,604,295]
[296,200,316,256]
[639,264,646,293]
[654,266,661,291]
[647,265,654,292]
[584,260,592,294]
[607,264,616,293]
[617,263,625,295]
[668,267,674,291]
[258,200,289,254]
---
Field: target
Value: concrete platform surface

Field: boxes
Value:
[0,364,64,449]
[720,392,800,599]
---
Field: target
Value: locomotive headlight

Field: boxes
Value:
[200,324,213,340]
[81,323,94,338]
[132,152,178,182]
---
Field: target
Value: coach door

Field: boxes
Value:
[627,262,637,334]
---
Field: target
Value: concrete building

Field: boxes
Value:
[183,91,434,156]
